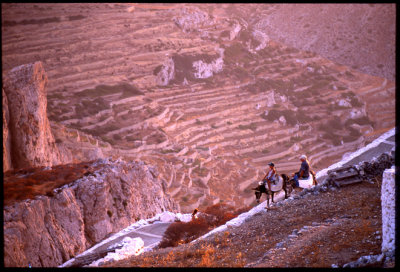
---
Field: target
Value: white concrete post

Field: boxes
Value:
[381,166,395,254]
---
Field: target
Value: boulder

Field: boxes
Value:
[173,7,214,33]
[156,58,175,86]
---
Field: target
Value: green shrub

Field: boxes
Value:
[349,127,361,137]
[193,166,208,177]
[291,136,301,142]
[342,135,358,143]
[3,17,60,27]
[237,123,257,131]
[75,83,142,98]
[126,135,141,141]
[161,148,182,154]
[224,42,253,64]
[113,134,122,141]
[327,116,342,130]
[349,96,363,107]
[321,126,343,146]
[68,15,86,21]
[107,210,113,218]
[219,30,230,39]
[264,108,312,126]
[281,110,297,126]
[119,84,143,99]
[341,91,355,98]
[345,116,373,127]
[332,137,342,146]
[153,65,163,75]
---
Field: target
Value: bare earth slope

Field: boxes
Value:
[1,3,395,213]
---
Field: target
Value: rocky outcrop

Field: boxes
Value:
[192,48,224,79]
[2,62,61,170]
[3,157,179,267]
[173,7,215,33]
[3,88,12,172]
[155,58,175,86]
[156,51,224,86]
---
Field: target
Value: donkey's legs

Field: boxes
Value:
[265,193,270,209]
[255,191,261,203]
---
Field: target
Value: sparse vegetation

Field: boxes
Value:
[224,42,253,65]
[192,166,208,177]
[263,108,312,126]
[107,210,113,218]
[158,203,251,249]
[237,123,257,131]
[68,15,86,21]
[344,116,373,127]
[161,147,182,154]
[3,161,97,206]
[74,97,110,119]
[3,17,60,27]
[75,83,142,98]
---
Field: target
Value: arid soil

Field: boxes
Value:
[102,180,390,268]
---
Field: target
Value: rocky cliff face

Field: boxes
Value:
[3,157,179,267]
[3,88,12,172]
[2,62,61,170]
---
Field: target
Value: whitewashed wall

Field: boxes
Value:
[381,166,395,254]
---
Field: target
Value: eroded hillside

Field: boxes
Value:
[2,3,395,212]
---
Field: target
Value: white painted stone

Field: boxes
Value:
[298,175,314,189]
[159,211,177,223]
[381,166,395,254]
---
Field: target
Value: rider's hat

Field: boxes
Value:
[268,162,274,167]
[300,154,307,160]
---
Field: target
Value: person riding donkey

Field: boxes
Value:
[262,162,277,191]
[292,154,317,187]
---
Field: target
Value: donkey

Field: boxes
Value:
[252,173,295,209]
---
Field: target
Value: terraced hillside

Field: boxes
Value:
[2,3,395,212]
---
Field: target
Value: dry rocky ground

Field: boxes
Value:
[103,179,394,268]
